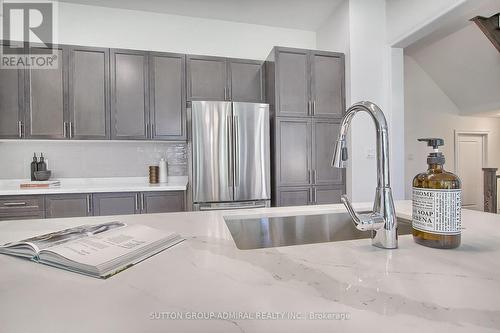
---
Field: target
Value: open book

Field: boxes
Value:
[0,222,184,279]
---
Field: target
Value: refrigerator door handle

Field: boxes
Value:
[227,114,234,187]
[233,115,240,187]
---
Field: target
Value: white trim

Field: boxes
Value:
[454,130,489,173]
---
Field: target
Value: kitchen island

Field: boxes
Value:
[0,201,499,332]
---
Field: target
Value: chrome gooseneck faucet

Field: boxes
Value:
[332,101,397,249]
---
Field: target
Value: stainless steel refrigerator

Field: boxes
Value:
[190,101,271,210]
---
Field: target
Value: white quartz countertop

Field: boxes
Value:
[1,200,499,333]
[0,176,188,195]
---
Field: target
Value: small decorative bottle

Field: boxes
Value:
[412,138,462,249]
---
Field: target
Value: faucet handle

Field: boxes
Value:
[341,195,385,231]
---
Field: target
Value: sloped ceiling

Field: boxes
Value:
[405,22,500,115]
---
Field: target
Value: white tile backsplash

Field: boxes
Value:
[0,141,187,179]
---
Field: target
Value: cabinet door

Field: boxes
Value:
[186,55,227,101]
[110,49,149,140]
[314,186,343,205]
[229,59,264,102]
[149,52,186,140]
[92,192,140,216]
[0,65,24,139]
[141,191,185,213]
[45,194,92,218]
[277,187,311,207]
[25,46,68,139]
[68,46,110,139]
[312,120,344,185]
[276,118,312,186]
[310,52,344,118]
[276,48,309,117]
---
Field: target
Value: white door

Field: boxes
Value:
[456,134,486,211]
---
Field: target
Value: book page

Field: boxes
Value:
[6,222,126,253]
[40,225,176,267]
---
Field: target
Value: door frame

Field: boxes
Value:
[453,130,489,173]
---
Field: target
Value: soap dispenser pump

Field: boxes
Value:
[412,138,462,249]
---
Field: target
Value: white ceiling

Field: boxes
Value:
[57,0,344,31]
[406,21,500,116]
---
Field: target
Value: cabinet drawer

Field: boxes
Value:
[0,196,44,213]
[0,211,45,221]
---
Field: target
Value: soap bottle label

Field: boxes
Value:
[412,188,462,235]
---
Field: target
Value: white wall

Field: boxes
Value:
[56,2,316,60]
[404,55,500,198]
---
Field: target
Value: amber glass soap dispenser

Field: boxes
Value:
[412,138,462,249]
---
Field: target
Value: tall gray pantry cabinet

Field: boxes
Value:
[265,47,346,207]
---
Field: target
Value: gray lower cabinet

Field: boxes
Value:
[92,192,140,216]
[149,52,186,140]
[68,46,110,139]
[314,186,343,205]
[229,59,265,102]
[310,51,344,118]
[275,118,312,187]
[276,187,311,207]
[187,55,227,101]
[110,49,149,140]
[25,46,68,139]
[45,194,92,218]
[0,195,45,221]
[141,191,184,213]
[0,45,24,139]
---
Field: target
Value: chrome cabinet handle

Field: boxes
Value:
[224,87,227,100]
[150,123,154,138]
[140,193,145,212]
[309,188,313,205]
[313,170,317,184]
[63,122,68,138]
[86,194,92,214]
[135,193,139,211]
[307,101,311,115]
[69,122,74,139]
[312,100,316,115]
[313,187,317,204]
[17,121,23,138]
[145,123,149,138]
[4,202,27,207]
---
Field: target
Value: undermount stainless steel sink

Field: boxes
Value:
[224,212,412,250]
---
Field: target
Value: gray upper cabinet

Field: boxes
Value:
[45,194,92,218]
[110,49,149,140]
[25,45,68,139]
[275,48,309,117]
[68,46,110,139]
[141,191,184,213]
[92,192,140,216]
[312,120,343,185]
[310,52,344,118]
[229,59,265,103]
[0,62,24,139]
[276,118,312,187]
[187,55,227,101]
[149,52,186,140]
